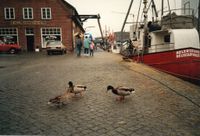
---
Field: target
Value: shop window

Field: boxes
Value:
[4,8,15,19]
[41,8,52,19]
[0,28,18,44]
[0,28,17,35]
[23,8,33,19]
[41,27,61,48]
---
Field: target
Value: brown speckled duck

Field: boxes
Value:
[48,93,69,106]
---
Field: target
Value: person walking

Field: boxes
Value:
[90,40,95,56]
[75,34,83,57]
[83,36,90,56]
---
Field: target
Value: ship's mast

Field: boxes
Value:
[161,0,164,16]
[151,0,158,23]
[143,0,148,54]
[120,0,134,42]
[143,0,148,29]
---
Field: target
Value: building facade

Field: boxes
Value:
[114,32,130,42]
[0,0,84,52]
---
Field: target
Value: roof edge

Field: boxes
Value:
[60,0,85,32]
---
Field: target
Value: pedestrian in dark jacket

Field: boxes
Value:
[75,34,83,57]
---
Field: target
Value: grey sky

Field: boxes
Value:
[66,0,181,37]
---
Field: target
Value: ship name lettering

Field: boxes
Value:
[176,49,200,58]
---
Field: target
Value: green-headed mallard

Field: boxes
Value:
[68,81,87,96]
[107,85,134,100]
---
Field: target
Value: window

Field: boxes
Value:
[25,28,34,35]
[41,27,61,48]
[0,28,18,44]
[4,8,15,19]
[42,28,61,35]
[164,35,170,43]
[41,8,52,19]
[0,28,17,35]
[23,8,33,19]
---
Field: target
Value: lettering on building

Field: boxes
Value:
[10,21,46,25]
[176,49,200,58]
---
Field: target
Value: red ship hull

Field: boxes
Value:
[133,48,200,83]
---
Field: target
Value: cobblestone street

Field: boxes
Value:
[0,50,200,136]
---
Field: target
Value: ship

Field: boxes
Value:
[131,0,200,84]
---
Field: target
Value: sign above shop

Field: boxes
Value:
[10,21,47,25]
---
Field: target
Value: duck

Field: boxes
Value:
[48,92,69,106]
[107,85,135,100]
[67,81,87,96]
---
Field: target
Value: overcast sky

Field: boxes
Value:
[66,0,181,37]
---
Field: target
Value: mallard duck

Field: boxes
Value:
[67,81,87,96]
[107,85,135,100]
[48,92,69,106]
[48,95,62,105]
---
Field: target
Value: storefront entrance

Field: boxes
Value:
[26,28,34,52]
[26,36,34,52]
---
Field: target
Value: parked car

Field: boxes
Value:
[0,41,21,54]
[46,41,67,55]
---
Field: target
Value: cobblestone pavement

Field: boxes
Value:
[0,50,200,136]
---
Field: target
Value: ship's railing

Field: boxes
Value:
[163,8,194,16]
[148,43,175,53]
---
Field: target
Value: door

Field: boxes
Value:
[26,36,34,52]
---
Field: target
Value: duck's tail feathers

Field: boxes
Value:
[129,88,135,92]
[76,85,87,90]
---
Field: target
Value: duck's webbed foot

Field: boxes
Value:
[116,96,124,101]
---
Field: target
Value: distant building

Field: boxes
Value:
[0,0,84,52]
[114,32,130,42]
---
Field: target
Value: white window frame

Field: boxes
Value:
[23,7,33,19]
[41,27,62,48]
[4,7,15,19]
[41,8,52,19]
[0,28,19,44]
[25,28,34,36]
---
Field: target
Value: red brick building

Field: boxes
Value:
[0,0,84,52]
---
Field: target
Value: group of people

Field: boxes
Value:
[75,34,95,57]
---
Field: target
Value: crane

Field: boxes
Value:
[73,14,105,45]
